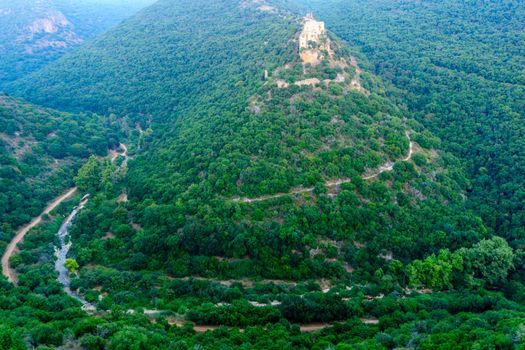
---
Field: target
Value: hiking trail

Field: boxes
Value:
[233,131,414,203]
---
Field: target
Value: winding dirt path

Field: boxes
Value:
[165,317,378,333]
[109,143,128,165]
[1,187,77,284]
[2,143,129,284]
[363,130,414,180]
[114,143,129,203]
[233,131,414,203]
[118,143,129,167]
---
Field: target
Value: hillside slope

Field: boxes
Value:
[0,0,154,86]
[36,0,489,315]
[0,94,120,247]
[2,1,525,349]
[292,0,525,245]
[7,0,298,121]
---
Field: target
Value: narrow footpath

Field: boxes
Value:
[233,131,414,203]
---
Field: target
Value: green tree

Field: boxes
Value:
[108,329,148,350]
[459,236,515,287]
[407,249,462,290]
[75,156,101,193]
[65,258,80,273]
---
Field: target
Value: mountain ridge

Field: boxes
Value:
[1,1,524,349]
[0,0,155,86]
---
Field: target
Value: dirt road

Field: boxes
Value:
[1,187,77,284]
[166,318,377,333]
[2,143,128,284]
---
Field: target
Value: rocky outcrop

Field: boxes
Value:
[19,9,82,52]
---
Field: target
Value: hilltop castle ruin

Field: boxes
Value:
[299,12,326,49]
[299,13,329,65]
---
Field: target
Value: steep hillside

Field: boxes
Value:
[7,0,298,121]
[0,0,154,86]
[292,0,525,245]
[1,1,524,349]
[0,94,120,245]
[32,0,496,332]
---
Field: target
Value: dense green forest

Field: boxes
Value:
[0,0,524,349]
[294,0,525,246]
[3,201,525,349]
[0,0,154,86]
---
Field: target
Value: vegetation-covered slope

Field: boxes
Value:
[294,0,525,245]
[1,0,524,349]
[0,94,120,248]
[18,0,478,283]
[0,0,154,86]
[6,0,298,120]
[27,0,506,328]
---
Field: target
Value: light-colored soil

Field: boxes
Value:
[178,276,301,288]
[109,143,129,165]
[300,50,320,65]
[0,132,37,159]
[1,187,77,284]
[276,79,290,88]
[295,78,320,87]
[165,318,375,333]
[299,323,333,332]
[117,192,128,203]
[361,318,380,325]
[101,232,115,240]
[349,56,370,96]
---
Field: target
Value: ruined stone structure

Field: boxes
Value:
[299,12,325,49]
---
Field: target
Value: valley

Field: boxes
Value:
[1,186,77,284]
[0,0,523,349]
[1,142,128,284]
[0,0,156,86]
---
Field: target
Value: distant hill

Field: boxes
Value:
[0,0,155,86]
[6,0,298,120]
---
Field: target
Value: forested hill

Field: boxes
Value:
[2,1,525,349]
[60,0,490,309]
[6,0,298,122]
[289,0,525,245]
[0,0,155,87]
[6,0,498,298]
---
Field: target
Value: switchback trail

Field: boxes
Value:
[233,131,414,203]
[1,187,77,284]
[109,143,129,166]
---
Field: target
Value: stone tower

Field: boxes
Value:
[299,13,326,49]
